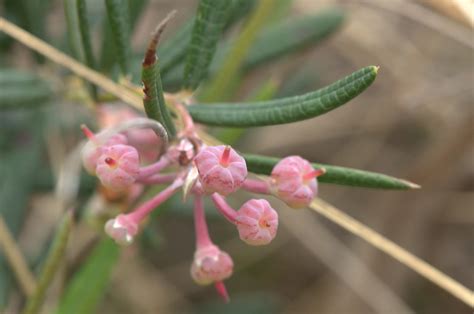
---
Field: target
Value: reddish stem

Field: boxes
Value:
[193,194,212,248]
[128,178,183,222]
[137,173,177,185]
[241,178,270,194]
[138,156,171,179]
[215,281,230,303]
[210,193,238,224]
[81,124,98,143]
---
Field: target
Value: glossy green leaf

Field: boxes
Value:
[55,238,119,314]
[104,0,131,76]
[0,69,51,109]
[182,0,231,90]
[243,153,420,190]
[23,211,74,314]
[188,66,378,127]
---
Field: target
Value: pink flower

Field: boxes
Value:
[271,156,325,208]
[96,144,140,191]
[194,145,247,195]
[81,126,128,175]
[191,244,234,285]
[104,214,139,245]
[236,199,278,245]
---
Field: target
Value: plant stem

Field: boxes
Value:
[193,194,212,248]
[242,178,270,194]
[210,193,238,224]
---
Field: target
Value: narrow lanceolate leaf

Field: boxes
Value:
[188,66,378,127]
[243,8,345,70]
[23,211,74,314]
[159,0,254,77]
[200,0,277,102]
[0,69,51,109]
[142,13,176,138]
[63,0,84,61]
[104,0,131,76]
[243,154,420,190]
[182,0,231,90]
[55,238,119,314]
[76,0,97,98]
[100,0,147,73]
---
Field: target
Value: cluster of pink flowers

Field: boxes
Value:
[80,104,325,301]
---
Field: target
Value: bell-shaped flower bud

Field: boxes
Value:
[96,144,140,191]
[190,244,234,285]
[235,199,278,246]
[81,124,128,174]
[194,145,247,196]
[271,156,325,209]
[104,214,139,245]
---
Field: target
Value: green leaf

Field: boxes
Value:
[159,0,254,77]
[200,0,278,102]
[182,0,231,90]
[63,0,84,61]
[104,0,132,76]
[0,69,51,109]
[162,8,345,89]
[243,8,345,71]
[243,153,420,190]
[188,66,378,127]
[99,0,147,74]
[76,0,97,98]
[23,211,74,314]
[55,238,119,314]
[216,78,280,144]
[142,15,177,138]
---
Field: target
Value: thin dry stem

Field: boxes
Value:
[309,198,474,307]
[0,216,37,296]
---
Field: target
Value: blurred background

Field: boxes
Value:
[0,0,473,313]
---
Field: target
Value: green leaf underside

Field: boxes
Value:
[105,0,131,75]
[188,66,378,127]
[0,69,51,109]
[244,153,417,190]
[55,238,119,314]
[183,0,231,90]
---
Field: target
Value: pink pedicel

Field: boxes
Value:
[270,156,324,208]
[96,144,140,191]
[104,214,139,245]
[190,244,234,285]
[81,124,128,174]
[236,199,278,245]
[194,145,247,195]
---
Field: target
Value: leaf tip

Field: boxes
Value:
[403,180,421,189]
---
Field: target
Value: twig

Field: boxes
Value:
[0,216,37,296]
[309,198,474,307]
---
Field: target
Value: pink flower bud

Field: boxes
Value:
[194,145,247,196]
[190,245,233,285]
[236,199,278,245]
[104,214,138,245]
[271,156,324,208]
[96,144,140,191]
[81,124,128,175]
